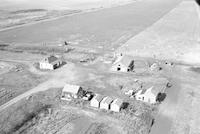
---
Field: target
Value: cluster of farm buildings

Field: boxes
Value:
[38,54,170,112]
[60,84,124,112]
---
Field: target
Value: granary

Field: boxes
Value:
[61,84,83,101]
[39,55,62,70]
[110,99,123,112]
[134,85,166,104]
[100,96,113,110]
[90,94,104,108]
[111,55,134,72]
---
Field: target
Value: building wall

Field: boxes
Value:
[110,104,120,112]
[112,62,128,72]
[135,90,157,104]
[90,100,100,108]
[100,103,109,110]
[39,62,54,70]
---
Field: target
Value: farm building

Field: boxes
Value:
[61,84,83,101]
[100,96,113,110]
[134,85,166,104]
[112,55,134,72]
[90,94,104,108]
[111,55,148,73]
[39,55,62,70]
[110,99,123,112]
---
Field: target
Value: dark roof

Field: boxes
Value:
[140,89,147,94]
[93,94,104,102]
[45,55,58,63]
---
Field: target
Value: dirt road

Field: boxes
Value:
[0,63,77,113]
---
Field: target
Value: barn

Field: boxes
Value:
[112,55,134,72]
[100,96,113,110]
[90,94,104,108]
[110,99,123,112]
[39,55,62,70]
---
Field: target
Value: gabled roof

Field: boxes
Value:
[92,94,104,102]
[101,97,113,105]
[140,88,148,94]
[111,99,123,107]
[62,84,81,94]
[44,55,58,63]
[114,55,134,67]
[139,85,165,96]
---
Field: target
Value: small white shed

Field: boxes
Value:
[100,96,113,110]
[61,84,82,101]
[110,99,123,112]
[90,94,104,108]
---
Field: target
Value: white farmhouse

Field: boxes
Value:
[134,86,165,104]
[61,84,83,101]
[90,94,104,108]
[111,55,134,72]
[39,55,62,70]
[110,99,123,112]
[100,96,113,110]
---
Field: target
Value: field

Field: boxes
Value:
[0,0,136,32]
[116,0,200,65]
[0,60,46,106]
[1,0,199,134]
[0,87,154,134]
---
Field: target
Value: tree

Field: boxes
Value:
[156,92,166,102]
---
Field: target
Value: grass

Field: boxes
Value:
[0,88,60,134]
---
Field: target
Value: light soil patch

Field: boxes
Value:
[0,62,14,75]
[116,1,200,65]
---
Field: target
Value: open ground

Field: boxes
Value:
[0,0,200,134]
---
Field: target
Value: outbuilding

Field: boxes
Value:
[100,96,113,110]
[110,99,123,112]
[61,84,83,101]
[112,55,134,72]
[39,55,62,70]
[134,85,166,104]
[90,94,104,108]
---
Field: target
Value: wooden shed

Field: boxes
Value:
[90,94,104,108]
[110,99,123,112]
[100,96,113,110]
